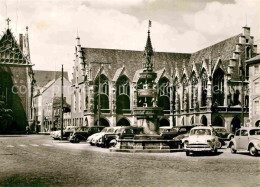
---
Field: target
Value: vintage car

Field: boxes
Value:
[87,127,120,146]
[212,126,234,140]
[54,126,79,140]
[184,126,220,156]
[69,126,104,143]
[228,127,260,156]
[159,126,194,140]
[50,129,62,140]
[101,126,144,148]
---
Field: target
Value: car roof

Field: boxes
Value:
[212,126,226,128]
[237,127,260,130]
[191,126,213,130]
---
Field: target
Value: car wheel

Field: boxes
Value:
[216,142,222,149]
[186,151,190,156]
[249,145,258,156]
[74,137,80,143]
[230,144,237,154]
[229,136,234,140]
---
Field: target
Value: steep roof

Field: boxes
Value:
[82,47,191,81]
[189,34,241,73]
[34,70,69,88]
[0,29,29,65]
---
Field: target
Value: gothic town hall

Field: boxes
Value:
[70,25,257,133]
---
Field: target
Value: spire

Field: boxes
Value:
[143,20,154,71]
[23,26,31,62]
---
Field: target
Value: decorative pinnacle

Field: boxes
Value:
[143,20,154,71]
[6,18,11,28]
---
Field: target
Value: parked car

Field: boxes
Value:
[55,126,79,140]
[50,128,62,140]
[184,126,220,156]
[102,126,144,148]
[212,126,234,140]
[69,126,104,143]
[228,127,260,156]
[87,127,119,146]
[159,126,194,140]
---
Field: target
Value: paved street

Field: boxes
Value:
[0,135,259,187]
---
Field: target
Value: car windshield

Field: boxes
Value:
[159,128,178,133]
[214,128,227,133]
[101,128,109,133]
[107,128,117,133]
[249,129,260,135]
[190,129,211,135]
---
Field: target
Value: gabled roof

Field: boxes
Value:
[0,29,29,65]
[190,34,241,75]
[34,70,69,88]
[82,47,191,81]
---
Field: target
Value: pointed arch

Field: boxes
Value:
[158,77,170,111]
[231,116,241,133]
[94,74,109,112]
[95,117,110,127]
[116,118,131,126]
[201,115,208,126]
[213,68,225,106]
[116,75,130,114]
[159,118,170,127]
[213,116,224,126]
[201,69,208,107]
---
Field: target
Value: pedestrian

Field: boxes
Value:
[26,126,30,135]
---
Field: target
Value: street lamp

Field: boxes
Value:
[239,57,245,127]
[91,61,111,126]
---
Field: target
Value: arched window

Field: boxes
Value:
[190,116,194,125]
[233,90,240,106]
[201,71,208,107]
[158,77,170,111]
[182,75,188,110]
[116,75,130,114]
[201,115,207,126]
[213,68,225,106]
[191,73,198,109]
[94,75,109,112]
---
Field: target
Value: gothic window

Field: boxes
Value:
[233,90,240,106]
[213,68,225,106]
[116,75,130,114]
[158,77,170,111]
[191,73,198,109]
[182,75,188,110]
[94,75,109,112]
[201,71,208,107]
[78,89,81,111]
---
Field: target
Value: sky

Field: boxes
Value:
[0,0,259,79]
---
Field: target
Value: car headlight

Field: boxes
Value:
[184,140,189,145]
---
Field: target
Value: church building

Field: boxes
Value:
[0,19,34,132]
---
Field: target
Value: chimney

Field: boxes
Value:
[19,34,23,51]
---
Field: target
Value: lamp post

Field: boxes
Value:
[61,64,64,140]
[91,61,110,126]
[239,58,245,127]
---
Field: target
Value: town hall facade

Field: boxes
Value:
[70,25,257,133]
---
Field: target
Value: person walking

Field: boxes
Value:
[26,126,30,135]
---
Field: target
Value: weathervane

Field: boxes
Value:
[6,18,11,28]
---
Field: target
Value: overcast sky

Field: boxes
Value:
[0,0,259,79]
